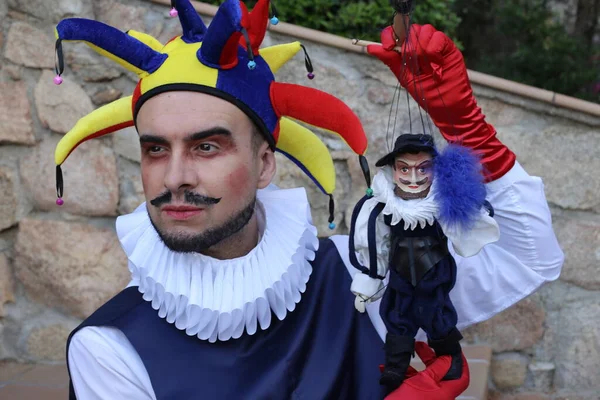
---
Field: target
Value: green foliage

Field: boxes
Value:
[205,0,598,102]
[204,0,461,43]
[454,0,599,102]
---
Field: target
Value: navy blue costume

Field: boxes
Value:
[380,216,458,341]
[66,239,388,400]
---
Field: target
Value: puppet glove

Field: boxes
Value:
[385,341,470,400]
[368,25,515,181]
[351,273,384,313]
[354,294,370,313]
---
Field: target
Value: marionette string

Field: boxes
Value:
[358,283,389,304]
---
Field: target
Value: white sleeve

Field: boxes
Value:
[352,197,391,279]
[68,326,156,400]
[442,208,500,258]
[449,161,564,328]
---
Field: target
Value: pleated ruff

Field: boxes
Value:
[115,187,319,342]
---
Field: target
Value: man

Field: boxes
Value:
[52,0,563,399]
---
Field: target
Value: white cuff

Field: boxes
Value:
[351,273,384,299]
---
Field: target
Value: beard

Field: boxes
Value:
[149,197,256,254]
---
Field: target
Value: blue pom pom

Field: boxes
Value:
[270,16,279,25]
[329,222,336,230]
[247,60,256,70]
[433,144,486,232]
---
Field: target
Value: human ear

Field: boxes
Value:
[256,143,276,189]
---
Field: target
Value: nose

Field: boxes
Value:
[410,168,417,183]
[163,152,198,195]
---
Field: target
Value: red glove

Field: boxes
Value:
[384,341,470,400]
[367,25,515,181]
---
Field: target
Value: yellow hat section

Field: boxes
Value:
[277,117,335,194]
[127,30,165,52]
[55,96,134,165]
[259,42,302,73]
[139,38,218,95]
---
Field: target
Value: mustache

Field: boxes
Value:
[398,177,429,186]
[150,190,222,208]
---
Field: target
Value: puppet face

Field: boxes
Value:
[137,91,276,257]
[393,152,433,199]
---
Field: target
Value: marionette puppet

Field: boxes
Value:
[348,0,516,391]
[348,133,499,390]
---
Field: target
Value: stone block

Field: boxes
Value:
[26,324,72,362]
[554,216,600,290]
[7,0,93,23]
[35,70,95,134]
[491,352,529,390]
[20,135,119,216]
[65,43,123,82]
[4,22,54,69]
[0,82,35,145]
[14,218,129,319]
[0,167,18,232]
[0,254,15,317]
[463,297,545,352]
[499,125,600,212]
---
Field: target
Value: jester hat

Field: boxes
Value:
[52,0,373,228]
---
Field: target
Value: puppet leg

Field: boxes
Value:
[414,259,464,380]
[379,270,418,389]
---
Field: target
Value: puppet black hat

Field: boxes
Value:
[375,133,436,167]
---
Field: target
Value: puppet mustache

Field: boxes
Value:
[150,191,222,208]
[398,177,429,186]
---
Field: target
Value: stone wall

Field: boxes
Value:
[0,1,598,398]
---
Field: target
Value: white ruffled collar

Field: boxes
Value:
[115,185,319,343]
[372,166,439,230]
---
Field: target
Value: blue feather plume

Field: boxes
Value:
[433,144,487,233]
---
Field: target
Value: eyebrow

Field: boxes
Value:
[139,127,233,145]
[396,159,432,167]
[185,127,232,143]
[139,134,169,145]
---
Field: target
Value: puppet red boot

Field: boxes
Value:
[384,341,470,400]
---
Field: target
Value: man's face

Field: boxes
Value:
[136,91,275,253]
[393,151,433,199]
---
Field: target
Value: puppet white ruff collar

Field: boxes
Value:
[372,166,439,230]
[116,185,318,343]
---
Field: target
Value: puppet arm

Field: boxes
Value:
[350,197,391,313]
[442,207,500,258]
